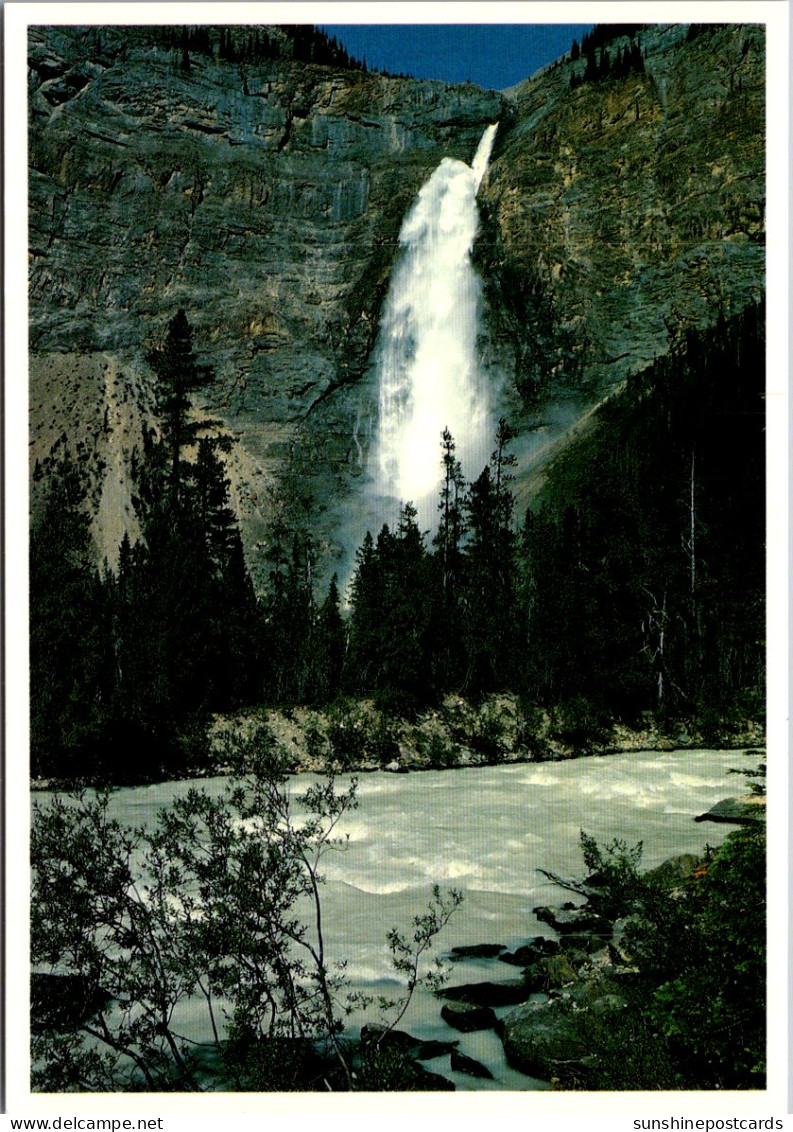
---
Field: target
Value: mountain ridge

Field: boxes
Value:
[28,22,764,580]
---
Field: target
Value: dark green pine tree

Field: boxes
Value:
[189,436,259,706]
[30,455,114,776]
[435,428,467,589]
[346,506,433,708]
[430,428,467,687]
[518,303,765,728]
[260,527,317,704]
[313,573,347,702]
[147,309,214,497]
[461,420,520,693]
[285,533,318,701]
[378,503,433,706]
[346,530,379,691]
[103,313,260,774]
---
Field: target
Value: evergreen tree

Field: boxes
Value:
[313,573,347,702]
[380,504,432,704]
[147,310,214,497]
[259,526,319,704]
[461,420,520,693]
[347,531,376,687]
[431,429,467,686]
[434,427,466,583]
[30,455,113,775]
[101,311,260,773]
[346,507,433,707]
[519,303,765,727]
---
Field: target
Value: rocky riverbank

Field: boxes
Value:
[30,692,765,790]
[352,805,765,1091]
[207,692,764,775]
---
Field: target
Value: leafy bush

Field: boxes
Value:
[540,832,645,923]
[515,700,551,760]
[325,699,369,768]
[551,696,613,752]
[556,985,681,1091]
[415,729,459,768]
[440,698,510,763]
[366,712,402,766]
[31,728,460,1092]
[546,825,766,1090]
[469,703,509,762]
[313,701,401,769]
[646,827,766,1088]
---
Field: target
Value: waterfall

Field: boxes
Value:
[368,124,498,532]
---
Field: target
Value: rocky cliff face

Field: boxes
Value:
[29,25,502,571]
[481,23,763,401]
[28,23,764,579]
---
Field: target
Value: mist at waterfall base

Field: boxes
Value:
[339,126,499,590]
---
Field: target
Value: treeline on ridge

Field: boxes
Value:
[569,27,646,90]
[133,25,401,76]
[30,302,765,781]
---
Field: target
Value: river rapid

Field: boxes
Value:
[36,749,758,1091]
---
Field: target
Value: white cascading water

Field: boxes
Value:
[368,124,498,531]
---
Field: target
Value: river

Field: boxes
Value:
[35,748,758,1091]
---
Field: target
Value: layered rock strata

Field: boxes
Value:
[28,24,764,578]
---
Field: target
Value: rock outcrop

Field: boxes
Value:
[440,1002,497,1033]
[498,1001,589,1079]
[694,795,766,824]
[482,24,764,429]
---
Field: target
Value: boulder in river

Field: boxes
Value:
[534,905,610,936]
[360,1024,458,1062]
[355,1033,456,1091]
[498,1002,588,1079]
[360,1024,417,1053]
[498,937,560,966]
[415,1039,460,1061]
[694,796,765,825]
[449,943,507,960]
[440,1001,498,1032]
[644,853,702,885]
[567,973,629,1012]
[437,979,533,1007]
[450,1050,494,1079]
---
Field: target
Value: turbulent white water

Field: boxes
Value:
[369,124,498,531]
[40,748,756,1091]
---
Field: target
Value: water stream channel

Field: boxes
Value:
[35,748,757,1091]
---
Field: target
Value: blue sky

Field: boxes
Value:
[319,24,593,90]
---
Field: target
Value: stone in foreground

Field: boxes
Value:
[498,1002,587,1080]
[440,1001,498,1032]
[437,979,533,1007]
[449,943,507,960]
[450,1050,494,1079]
[694,796,765,825]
